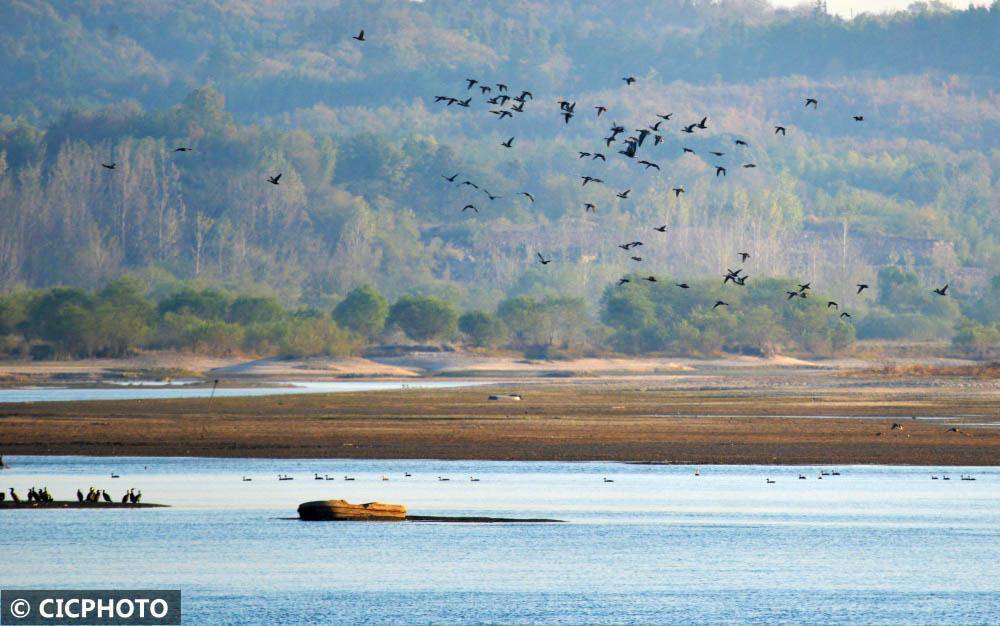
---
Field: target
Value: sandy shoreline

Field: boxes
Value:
[1,366,996,465]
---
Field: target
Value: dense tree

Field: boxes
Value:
[388,296,458,342]
[332,285,389,339]
[458,311,507,348]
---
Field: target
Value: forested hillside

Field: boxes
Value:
[0,0,997,358]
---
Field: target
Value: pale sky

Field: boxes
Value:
[770,0,990,18]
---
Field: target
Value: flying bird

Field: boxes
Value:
[480,85,492,95]
[697,117,708,129]
[786,291,803,300]
[827,301,839,309]
[536,252,552,265]
[743,163,757,168]
[492,110,513,119]
[856,283,869,294]
[713,301,729,309]
[623,76,637,85]
[462,204,478,213]
[353,30,365,41]
[442,173,459,183]
[461,180,479,189]
[774,126,787,135]
[805,98,818,108]
[581,176,603,186]
[173,147,191,152]
[591,153,606,161]
[562,111,574,124]
[654,225,668,232]
[672,187,685,197]
[618,278,630,286]
[644,276,657,282]
[675,283,690,289]
[584,203,596,212]
[637,160,660,170]
[682,147,695,154]
[656,113,673,120]
[853,115,865,122]
[716,166,727,177]
[709,151,725,157]
[465,78,478,90]
[735,139,749,146]
[501,136,515,148]
[617,189,631,199]
[520,192,534,202]
[267,173,282,185]
[798,283,812,292]
[496,83,508,92]
[483,190,502,201]
[738,252,750,262]
[595,106,607,117]
[840,312,852,319]
[101,162,116,170]
[630,256,642,262]
[932,284,949,296]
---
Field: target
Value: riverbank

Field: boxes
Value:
[1,366,996,465]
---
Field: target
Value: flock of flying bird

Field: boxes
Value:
[97,29,952,323]
[431,69,952,318]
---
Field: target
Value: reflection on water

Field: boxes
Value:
[1,457,998,625]
[0,380,489,403]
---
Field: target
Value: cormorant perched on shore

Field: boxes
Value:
[102,490,112,503]
[9,487,21,503]
[77,489,84,503]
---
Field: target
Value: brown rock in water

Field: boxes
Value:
[298,499,406,521]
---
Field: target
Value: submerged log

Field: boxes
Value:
[298,499,407,521]
[0,501,167,509]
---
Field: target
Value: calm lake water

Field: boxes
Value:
[0,380,487,403]
[1,456,998,625]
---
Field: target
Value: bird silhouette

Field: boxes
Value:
[840,312,852,319]
[805,98,818,108]
[465,78,478,90]
[681,124,696,134]
[735,139,749,146]
[617,189,631,199]
[798,282,812,292]
[672,187,685,197]
[584,203,596,212]
[537,252,552,265]
[591,153,606,161]
[697,117,708,129]
[644,276,657,282]
[743,163,757,168]
[675,283,690,289]
[267,173,282,185]
[581,176,603,186]
[480,85,492,95]
[496,83,508,92]
[492,110,512,119]
[521,192,534,202]
[933,284,949,296]
[709,151,725,157]
[579,151,591,159]
[630,256,642,262]
[856,283,869,294]
[173,147,191,152]
[786,291,804,300]
[483,190,501,201]
[501,136,515,148]
[716,166,727,177]
[461,180,479,189]
[713,301,729,309]
[462,204,478,213]
[353,30,365,41]
[101,162,116,170]
[656,113,673,120]
[595,106,607,117]
[827,301,839,309]
[511,101,525,113]
[682,147,695,154]
[853,115,865,122]
[774,126,787,135]
[617,278,630,286]
[623,76,637,85]
[637,160,659,170]
[738,252,750,262]
[654,225,668,232]
[442,173,459,183]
